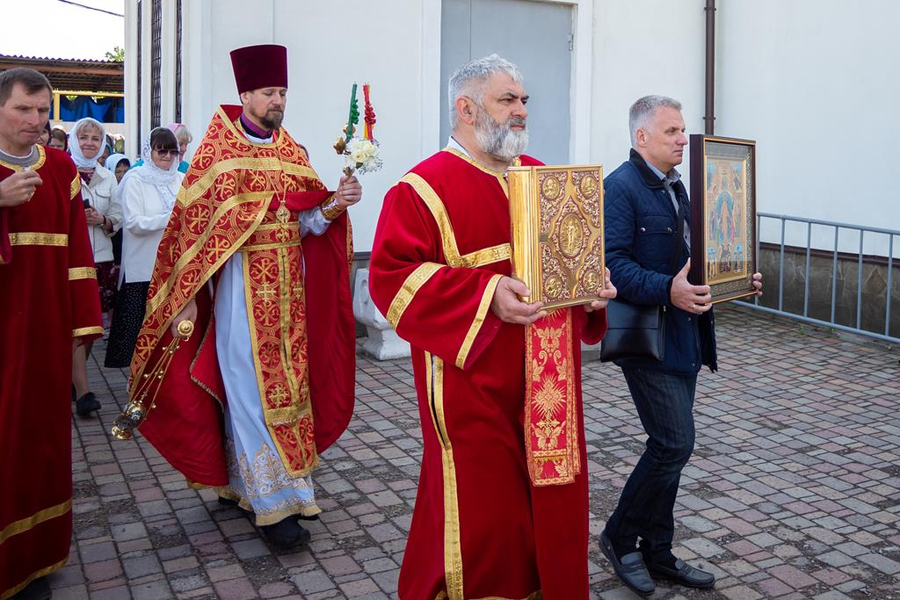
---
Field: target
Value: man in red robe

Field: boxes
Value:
[123,45,359,548]
[0,68,102,600]
[369,55,616,600]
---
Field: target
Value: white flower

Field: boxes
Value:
[344,138,382,174]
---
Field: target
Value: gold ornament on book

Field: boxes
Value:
[111,320,194,440]
[508,165,605,310]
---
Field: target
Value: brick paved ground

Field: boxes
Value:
[51,304,899,599]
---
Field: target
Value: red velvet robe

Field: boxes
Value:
[369,148,607,600]
[0,146,102,598]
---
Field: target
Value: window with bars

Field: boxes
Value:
[150,0,162,128]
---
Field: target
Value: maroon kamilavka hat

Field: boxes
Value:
[230,44,288,94]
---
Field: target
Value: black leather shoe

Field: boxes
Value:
[599,531,655,597]
[647,558,716,589]
[261,516,311,548]
[12,575,51,600]
[217,496,251,514]
[75,392,101,416]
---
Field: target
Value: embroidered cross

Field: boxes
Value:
[268,384,288,405]
[256,281,277,305]
[292,280,303,299]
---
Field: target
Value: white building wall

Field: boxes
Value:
[126,1,898,255]
[271,1,425,254]
[138,0,426,253]
[716,0,900,254]
[589,0,706,194]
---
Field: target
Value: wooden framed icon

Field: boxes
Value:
[689,135,758,303]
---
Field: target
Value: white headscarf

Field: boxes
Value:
[117,128,181,210]
[68,118,107,170]
[105,153,130,173]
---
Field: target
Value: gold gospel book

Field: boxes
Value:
[508,164,605,310]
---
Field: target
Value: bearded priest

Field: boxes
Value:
[0,68,103,600]
[127,44,360,548]
[368,55,617,600]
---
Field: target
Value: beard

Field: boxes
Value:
[474,109,528,161]
[260,109,284,131]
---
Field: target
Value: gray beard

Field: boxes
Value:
[474,110,528,162]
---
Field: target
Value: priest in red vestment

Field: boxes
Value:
[123,44,359,548]
[0,68,103,600]
[369,55,617,600]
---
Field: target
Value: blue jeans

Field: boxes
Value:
[604,366,697,562]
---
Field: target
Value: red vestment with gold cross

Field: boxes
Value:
[369,148,607,600]
[0,146,103,598]
[127,105,355,492]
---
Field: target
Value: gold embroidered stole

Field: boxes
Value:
[525,308,580,486]
[239,219,317,477]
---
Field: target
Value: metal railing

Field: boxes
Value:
[736,212,899,344]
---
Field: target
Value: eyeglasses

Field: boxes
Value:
[153,148,179,157]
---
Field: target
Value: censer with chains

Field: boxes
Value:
[111,320,194,440]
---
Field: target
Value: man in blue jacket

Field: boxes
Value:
[599,95,762,596]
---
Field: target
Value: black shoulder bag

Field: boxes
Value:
[600,200,685,362]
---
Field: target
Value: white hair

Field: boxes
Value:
[448,54,523,130]
[168,123,193,147]
[629,95,682,148]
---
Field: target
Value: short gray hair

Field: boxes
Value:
[629,95,682,148]
[448,54,523,130]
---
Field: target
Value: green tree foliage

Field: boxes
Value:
[105,46,125,62]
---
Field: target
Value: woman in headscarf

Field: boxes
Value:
[105,128,183,368]
[48,127,68,152]
[105,153,132,184]
[69,117,122,417]
[99,134,114,166]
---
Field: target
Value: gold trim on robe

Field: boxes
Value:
[398,173,510,269]
[9,232,68,247]
[386,262,444,329]
[1,557,68,600]
[241,239,303,252]
[0,145,46,173]
[0,499,71,545]
[455,274,503,369]
[68,266,97,281]
[425,353,464,600]
[177,157,319,207]
[463,243,511,268]
[73,326,104,338]
[441,147,508,194]
[70,175,81,200]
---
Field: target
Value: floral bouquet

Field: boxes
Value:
[334,83,382,176]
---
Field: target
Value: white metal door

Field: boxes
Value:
[440,0,573,164]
